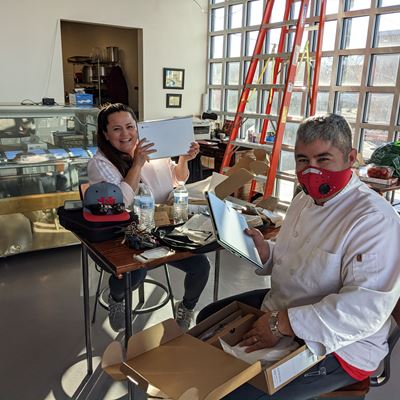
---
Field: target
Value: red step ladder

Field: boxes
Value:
[220,0,327,199]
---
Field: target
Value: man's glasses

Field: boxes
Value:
[86,202,125,215]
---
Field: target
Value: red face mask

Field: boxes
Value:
[296,166,352,200]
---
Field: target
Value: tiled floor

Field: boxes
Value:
[0,245,398,399]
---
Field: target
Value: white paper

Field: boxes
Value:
[134,246,175,262]
[271,348,319,388]
[186,172,228,200]
[173,214,215,244]
[219,337,299,367]
[137,116,194,159]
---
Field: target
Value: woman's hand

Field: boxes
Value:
[245,227,270,264]
[179,141,200,162]
[132,138,157,168]
[239,312,280,353]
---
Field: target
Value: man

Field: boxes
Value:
[197,114,400,399]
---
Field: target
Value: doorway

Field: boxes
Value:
[60,20,143,119]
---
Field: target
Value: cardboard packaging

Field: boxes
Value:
[360,176,398,186]
[102,302,323,399]
[213,168,283,227]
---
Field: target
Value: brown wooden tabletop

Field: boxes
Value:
[79,226,280,277]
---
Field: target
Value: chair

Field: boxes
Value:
[78,183,176,324]
[319,298,400,398]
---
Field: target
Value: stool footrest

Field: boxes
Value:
[98,278,173,315]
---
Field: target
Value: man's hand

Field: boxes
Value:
[239,312,280,353]
[245,227,270,264]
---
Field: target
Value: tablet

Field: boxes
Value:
[30,149,46,155]
[205,191,263,268]
[69,147,89,158]
[137,116,194,159]
[48,148,69,158]
[4,150,22,161]
[87,146,97,156]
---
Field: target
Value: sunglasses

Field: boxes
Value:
[86,202,125,215]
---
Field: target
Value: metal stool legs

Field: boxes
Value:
[163,263,176,318]
[91,263,175,321]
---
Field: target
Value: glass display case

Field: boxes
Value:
[0,104,99,257]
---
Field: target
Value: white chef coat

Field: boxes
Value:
[259,173,400,371]
[87,150,185,205]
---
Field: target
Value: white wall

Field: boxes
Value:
[0,0,208,120]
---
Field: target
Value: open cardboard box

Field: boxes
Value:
[155,167,281,227]
[102,302,323,399]
[212,168,283,227]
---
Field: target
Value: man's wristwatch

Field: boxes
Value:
[269,310,285,338]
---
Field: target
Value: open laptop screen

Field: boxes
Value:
[206,191,263,268]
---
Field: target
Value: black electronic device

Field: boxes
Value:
[64,200,83,211]
[42,98,55,106]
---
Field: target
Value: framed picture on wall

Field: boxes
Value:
[166,93,182,108]
[163,68,185,89]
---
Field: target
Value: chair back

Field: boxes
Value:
[369,296,400,388]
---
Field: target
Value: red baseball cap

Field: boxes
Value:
[83,182,130,222]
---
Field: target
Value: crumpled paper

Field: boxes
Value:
[219,336,299,367]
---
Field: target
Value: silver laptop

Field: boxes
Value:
[205,191,263,269]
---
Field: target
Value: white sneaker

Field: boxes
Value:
[175,300,194,332]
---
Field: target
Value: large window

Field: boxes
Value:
[207,0,400,201]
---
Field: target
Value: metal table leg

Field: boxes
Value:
[124,271,133,347]
[124,272,135,399]
[128,380,135,400]
[81,244,93,375]
[213,249,221,302]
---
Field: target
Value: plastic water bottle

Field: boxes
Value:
[135,183,155,232]
[173,182,189,224]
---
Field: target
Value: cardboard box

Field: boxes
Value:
[213,168,283,227]
[102,302,323,399]
[185,167,282,227]
[360,176,398,186]
[69,93,93,106]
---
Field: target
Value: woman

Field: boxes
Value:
[87,103,210,332]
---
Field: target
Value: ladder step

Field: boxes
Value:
[254,52,315,60]
[287,116,304,123]
[261,18,298,29]
[245,84,309,91]
[241,113,278,121]
[245,84,285,90]
[254,171,297,183]
[235,112,303,123]
[230,140,273,151]
[288,25,319,33]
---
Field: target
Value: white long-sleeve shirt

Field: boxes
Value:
[259,173,400,371]
[87,151,183,205]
